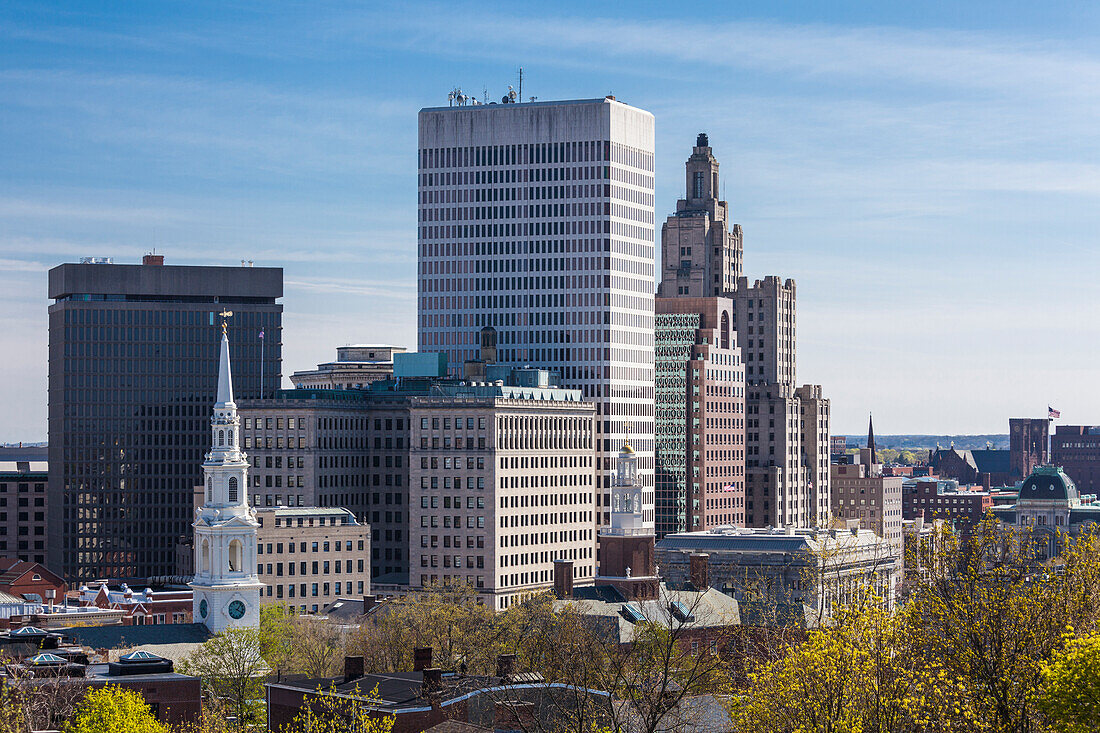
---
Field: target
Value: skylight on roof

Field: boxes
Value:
[120,650,162,661]
[27,653,65,665]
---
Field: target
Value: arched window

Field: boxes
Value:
[228,430,234,446]
[228,476,238,503]
[720,311,730,350]
[201,539,210,574]
[206,477,212,503]
[228,539,243,572]
[218,430,225,447]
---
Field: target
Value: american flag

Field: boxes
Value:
[722,484,735,492]
[1049,405,1061,419]
[259,330,264,340]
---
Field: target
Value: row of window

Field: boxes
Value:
[259,539,365,554]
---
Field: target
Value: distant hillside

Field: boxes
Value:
[835,434,1009,451]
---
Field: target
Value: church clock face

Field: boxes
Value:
[228,600,246,619]
[199,599,208,618]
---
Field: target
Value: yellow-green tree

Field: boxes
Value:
[63,687,166,733]
[1038,631,1100,733]
[281,684,393,733]
[178,627,267,731]
[730,602,978,732]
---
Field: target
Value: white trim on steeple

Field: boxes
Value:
[191,320,261,632]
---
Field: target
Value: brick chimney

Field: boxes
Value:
[422,667,443,694]
[413,647,433,671]
[142,254,164,266]
[343,655,364,683]
[553,559,573,599]
[494,701,535,732]
[496,653,517,680]
[689,553,709,590]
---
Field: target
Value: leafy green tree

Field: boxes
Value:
[178,627,267,731]
[282,684,393,733]
[63,687,166,733]
[1038,632,1100,733]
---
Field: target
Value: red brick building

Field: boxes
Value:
[267,655,609,733]
[0,559,66,605]
[902,478,993,530]
[1052,426,1100,493]
[77,583,193,625]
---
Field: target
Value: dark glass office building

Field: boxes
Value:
[48,257,283,582]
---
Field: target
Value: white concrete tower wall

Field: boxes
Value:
[417,97,656,527]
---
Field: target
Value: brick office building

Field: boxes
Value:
[654,296,745,536]
[902,478,993,531]
[0,461,48,564]
[1052,426,1100,493]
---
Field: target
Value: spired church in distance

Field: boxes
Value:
[189,319,262,632]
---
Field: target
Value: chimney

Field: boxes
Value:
[496,653,517,680]
[553,559,573,599]
[362,595,376,613]
[689,553,709,590]
[413,647,433,671]
[343,655,364,683]
[422,667,443,695]
[494,701,535,733]
[142,254,164,266]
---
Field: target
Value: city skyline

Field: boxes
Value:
[4,1,1100,440]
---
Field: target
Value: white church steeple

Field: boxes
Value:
[190,316,262,632]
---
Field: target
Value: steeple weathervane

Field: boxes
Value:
[219,310,234,336]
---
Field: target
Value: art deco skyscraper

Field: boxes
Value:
[417,96,656,526]
[656,135,829,533]
[48,256,282,582]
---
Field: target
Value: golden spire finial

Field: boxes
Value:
[219,310,234,336]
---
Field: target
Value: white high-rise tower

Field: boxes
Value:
[417,96,656,528]
[190,318,262,632]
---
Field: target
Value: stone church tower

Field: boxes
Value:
[190,321,262,632]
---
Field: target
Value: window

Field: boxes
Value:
[228,477,238,502]
[693,171,704,198]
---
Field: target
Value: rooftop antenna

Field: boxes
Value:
[518,67,523,102]
[483,87,488,104]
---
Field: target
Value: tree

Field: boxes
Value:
[178,627,267,731]
[1038,632,1100,733]
[907,519,1100,732]
[63,687,166,733]
[259,606,346,680]
[348,581,497,674]
[0,683,26,733]
[259,605,298,677]
[281,684,393,733]
[730,602,977,733]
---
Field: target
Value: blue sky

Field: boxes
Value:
[2,1,1099,441]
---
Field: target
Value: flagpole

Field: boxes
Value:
[259,330,265,400]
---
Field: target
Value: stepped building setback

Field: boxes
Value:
[655,135,829,535]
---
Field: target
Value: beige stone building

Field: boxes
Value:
[237,393,408,580]
[255,507,370,613]
[290,345,406,390]
[407,388,597,610]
